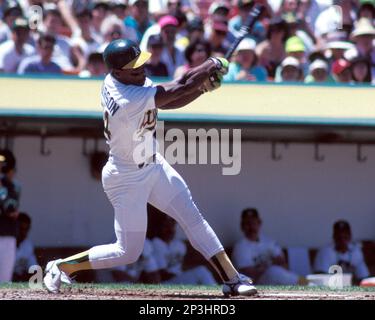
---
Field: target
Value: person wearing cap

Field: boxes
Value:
[228,0,267,43]
[232,208,309,285]
[304,58,333,83]
[144,34,169,77]
[277,56,303,82]
[174,39,211,79]
[274,36,308,82]
[17,33,62,75]
[0,149,21,283]
[207,20,231,57]
[314,220,370,284]
[43,38,258,297]
[0,17,35,73]
[124,0,154,43]
[331,58,352,83]
[0,0,23,44]
[158,14,185,77]
[224,37,267,82]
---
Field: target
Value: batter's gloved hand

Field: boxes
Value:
[209,57,229,75]
[200,71,222,93]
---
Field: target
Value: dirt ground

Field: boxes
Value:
[1,286,375,300]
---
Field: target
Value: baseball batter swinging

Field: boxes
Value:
[44,39,257,297]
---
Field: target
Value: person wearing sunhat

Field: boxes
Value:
[323,31,355,61]
[224,37,267,82]
[0,17,35,73]
[314,220,370,285]
[346,17,375,82]
[0,0,23,44]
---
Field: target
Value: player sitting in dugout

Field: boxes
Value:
[314,220,370,285]
[232,208,309,286]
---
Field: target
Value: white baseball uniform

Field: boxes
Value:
[232,235,300,285]
[87,74,224,270]
[314,243,370,280]
[152,236,217,285]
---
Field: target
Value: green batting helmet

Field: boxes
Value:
[103,39,151,70]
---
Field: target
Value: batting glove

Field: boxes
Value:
[200,71,223,93]
[209,57,229,75]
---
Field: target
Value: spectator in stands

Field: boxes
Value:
[79,52,106,78]
[13,212,37,282]
[0,0,23,44]
[323,31,355,62]
[40,4,75,72]
[71,7,101,60]
[207,20,230,57]
[331,58,353,83]
[232,208,308,285]
[229,0,267,43]
[256,17,288,79]
[125,0,154,43]
[18,33,62,74]
[152,215,217,285]
[314,220,370,284]
[90,0,111,42]
[111,238,161,284]
[174,39,211,78]
[0,149,21,283]
[0,17,35,73]
[280,36,308,76]
[357,0,375,21]
[305,59,331,83]
[224,37,267,82]
[144,34,169,77]
[158,15,185,77]
[112,1,129,20]
[350,55,373,84]
[278,56,304,82]
[314,0,358,39]
[98,14,138,52]
[282,12,316,54]
[181,17,205,48]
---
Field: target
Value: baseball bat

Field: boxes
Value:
[224,4,264,60]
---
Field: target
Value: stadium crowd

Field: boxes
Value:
[0,0,374,84]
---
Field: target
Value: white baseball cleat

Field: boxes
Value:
[43,259,73,294]
[222,274,258,297]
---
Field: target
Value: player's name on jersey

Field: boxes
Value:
[102,85,120,116]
